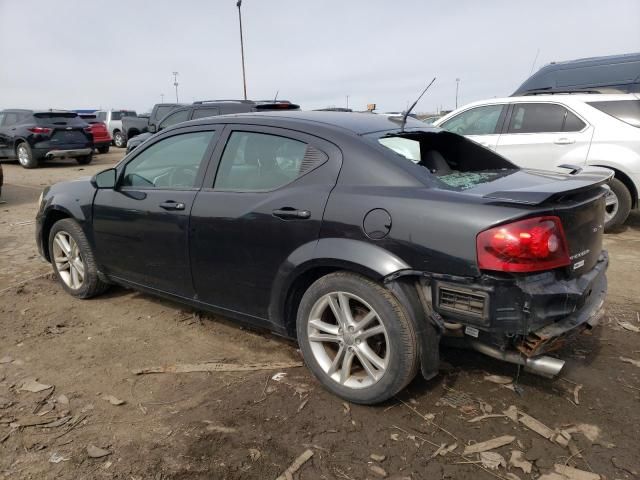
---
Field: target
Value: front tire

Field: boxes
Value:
[296,272,418,404]
[113,131,125,148]
[48,219,109,299]
[16,142,39,169]
[604,177,632,232]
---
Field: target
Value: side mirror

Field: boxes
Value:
[148,124,157,133]
[92,168,117,189]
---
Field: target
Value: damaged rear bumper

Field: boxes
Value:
[429,251,608,376]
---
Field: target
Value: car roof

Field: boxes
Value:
[442,93,639,110]
[179,111,432,135]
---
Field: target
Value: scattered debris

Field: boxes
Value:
[10,415,59,428]
[390,433,400,441]
[101,395,126,406]
[0,355,13,364]
[611,456,638,476]
[87,445,112,458]
[204,423,236,434]
[297,399,308,412]
[368,464,388,478]
[248,448,262,461]
[619,356,640,367]
[504,473,522,480]
[573,385,583,405]
[484,374,513,385]
[0,397,13,409]
[517,411,555,440]
[432,442,458,457]
[57,394,69,406]
[41,415,72,428]
[468,413,505,423]
[554,463,600,480]
[479,451,506,470]
[133,361,303,375]
[503,405,518,422]
[370,453,386,462]
[463,435,515,455]
[49,452,69,463]
[272,372,288,381]
[509,450,532,474]
[342,402,351,415]
[275,448,314,480]
[18,378,52,393]
[618,321,640,333]
[564,424,600,442]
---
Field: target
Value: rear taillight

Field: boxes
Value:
[28,127,52,134]
[476,216,570,273]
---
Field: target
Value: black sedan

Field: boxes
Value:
[36,112,610,404]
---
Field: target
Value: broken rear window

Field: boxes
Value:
[370,130,518,190]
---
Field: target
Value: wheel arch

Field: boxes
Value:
[590,164,638,209]
[271,238,410,338]
[41,207,73,261]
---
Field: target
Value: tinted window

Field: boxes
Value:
[440,105,504,135]
[214,131,308,191]
[556,61,640,87]
[0,113,4,126]
[508,103,567,133]
[159,109,190,129]
[588,100,640,128]
[563,110,586,132]
[192,107,220,119]
[2,112,21,126]
[96,112,107,121]
[122,131,214,189]
[154,106,176,121]
[110,111,136,121]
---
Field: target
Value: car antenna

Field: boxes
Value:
[274,90,279,102]
[401,77,436,132]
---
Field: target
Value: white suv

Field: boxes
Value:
[434,94,640,229]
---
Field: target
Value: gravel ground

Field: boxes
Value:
[1,152,639,480]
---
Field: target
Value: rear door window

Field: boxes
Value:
[214,131,312,191]
[440,104,505,135]
[158,109,190,130]
[1,112,21,126]
[154,106,176,121]
[588,100,640,128]
[507,103,584,133]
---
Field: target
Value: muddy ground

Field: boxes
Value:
[1,152,639,480]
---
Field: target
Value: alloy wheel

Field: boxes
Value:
[604,189,619,224]
[17,144,29,166]
[52,231,85,290]
[307,292,389,389]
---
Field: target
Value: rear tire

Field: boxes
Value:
[296,271,418,404]
[76,154,93,165]
[113,131,125,148]
[604,177,632,232]
[16,142,39,169]
[97,145,110,154]
[48,219,109,299]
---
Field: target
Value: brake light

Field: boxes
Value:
[28,127,52,134]
[476,216,570,272]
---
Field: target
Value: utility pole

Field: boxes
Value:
[237,0,248,100]
[173,72,179,103]
[455,78,460,109]
[346,95,349,109]
[160,93,164,103]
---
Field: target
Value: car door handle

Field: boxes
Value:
[159,201,185,211]
[273,208,311,220]
[554,137,575,145]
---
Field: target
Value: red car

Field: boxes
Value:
[79,114,111,154]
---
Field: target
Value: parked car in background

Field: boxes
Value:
[94,109,137,148]
[37,111,610,404]
[0,109,93,168]
[78,113,111,154]
[126,99,300,152]
[434,94,640,230]
[121,103,182,145]
[512,52,640,96]
[0,162,3,198]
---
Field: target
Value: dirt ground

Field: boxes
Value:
[1,152,639,480]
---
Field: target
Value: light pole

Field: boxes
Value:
[173,72,179,103]
[346,95,349,109]
[455,78,460,109]
[237,0,248,100]
[160,93,164,103]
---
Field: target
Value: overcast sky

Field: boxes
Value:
[1,0,639,114]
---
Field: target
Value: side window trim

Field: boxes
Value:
[117,126,220,191]
[504,102,589,134]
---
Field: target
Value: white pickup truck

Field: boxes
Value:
[94,109,137,148]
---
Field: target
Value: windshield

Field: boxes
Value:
[371,130,518,191]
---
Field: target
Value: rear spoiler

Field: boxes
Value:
[483,166,613,205]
